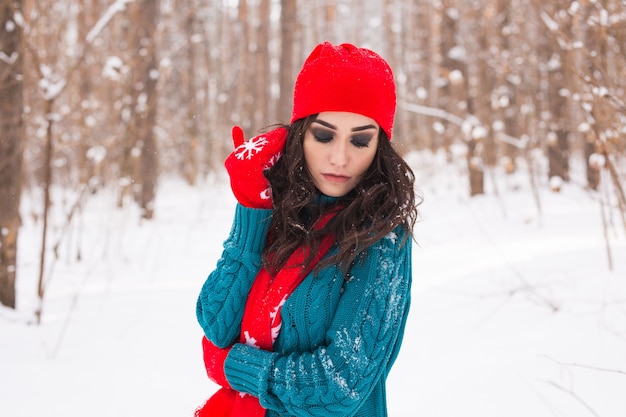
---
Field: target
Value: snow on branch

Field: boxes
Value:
[38,63,66,101]
[402,102,466,127]
[402,101,529,149]
[497,132,528,150]
[0,52,18,65]
[539,11,559,32]
[36,0,134,101]
[86,0,134,44]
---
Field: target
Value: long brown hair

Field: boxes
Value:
[263,115,420,275]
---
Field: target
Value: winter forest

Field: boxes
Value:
[1,0,626,416]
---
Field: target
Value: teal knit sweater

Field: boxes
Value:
[197,203,412,417]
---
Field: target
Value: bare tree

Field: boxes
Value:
[254,0,272,129]
[495,0,522,175]
[0,0,25,309]
[126,0,160,219]
[438,0,486,196]
[276,0,296,123]
[405,1,437,150]
[19,0,133,322]
[383,0,409,146]
[180,6,200,186]
[76,0,98,187]
[547,16,572,188]
[576,0,601,191]
[234,0,252,135]
[536,0,626,212]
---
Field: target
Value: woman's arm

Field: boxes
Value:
[196,204,272,348]
[223,229,412,417]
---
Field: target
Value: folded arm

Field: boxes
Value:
[196,204,272,347]
[224,231,412,417]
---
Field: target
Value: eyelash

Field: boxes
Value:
[351,136,371,148]
[313,131,333,143]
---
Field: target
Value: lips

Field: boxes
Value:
[322,173,351,183]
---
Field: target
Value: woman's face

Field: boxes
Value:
[303,111,379,197]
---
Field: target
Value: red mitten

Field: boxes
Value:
[202,336,232,389]
[224,126,288,209]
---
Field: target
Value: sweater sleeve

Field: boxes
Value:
[224,229,413,417]
[196,203,272,348]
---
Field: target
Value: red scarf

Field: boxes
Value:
[197,211,337,417]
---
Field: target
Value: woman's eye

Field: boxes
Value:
[351,135,372,148]
[312,129,334,143]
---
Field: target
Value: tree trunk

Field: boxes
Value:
[0,0,25,309]
[129,0,159,219]
[383,0,408,145]
[439,0,465,140]
[183,9,199,186]
[544,2,571,185]
[235,0,252,134]
[76,0,97,187]
[499,0,520,175]
[35,99,54,323]
[255,0,271,128]
[276,0,296,123]
[579,0,606,192]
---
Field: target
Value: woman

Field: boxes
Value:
[196,41,419,417]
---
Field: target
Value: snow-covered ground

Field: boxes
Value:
[1,153,625,417]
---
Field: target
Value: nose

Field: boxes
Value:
[329,139,348,167]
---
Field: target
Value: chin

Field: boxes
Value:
[318,186,354,198]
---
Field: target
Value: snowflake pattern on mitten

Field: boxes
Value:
[235,136,269,160]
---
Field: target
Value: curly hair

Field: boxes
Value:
[263,115,420,276]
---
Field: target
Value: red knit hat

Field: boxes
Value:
[291,42,397,139]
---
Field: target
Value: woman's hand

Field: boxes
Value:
[202,336,232,388]
[224,126,288,209]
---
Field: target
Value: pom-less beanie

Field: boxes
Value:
[291,41,397,140]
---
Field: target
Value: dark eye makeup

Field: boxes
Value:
[350,134,373,148]
[311,128,334,143]
[310,119,377,148]
[311,128,374,148]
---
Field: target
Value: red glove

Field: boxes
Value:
[202,336,232,389]
[224,126,288,209]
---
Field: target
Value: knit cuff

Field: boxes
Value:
[224,343,277,398]
[228,204,272,255]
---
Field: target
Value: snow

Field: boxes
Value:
[4,18,16,33]
[86,0,134,44]
[102,56,125,81]
[1,156,625,417]
[540,11,560,32]
[0,51,18,65]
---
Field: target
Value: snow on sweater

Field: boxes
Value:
[196,203,412,417]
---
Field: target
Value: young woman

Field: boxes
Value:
[196,41,419,417]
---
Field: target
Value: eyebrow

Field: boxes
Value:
[313,119,378,132]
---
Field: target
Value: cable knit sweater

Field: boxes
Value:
[196,203,412,417]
